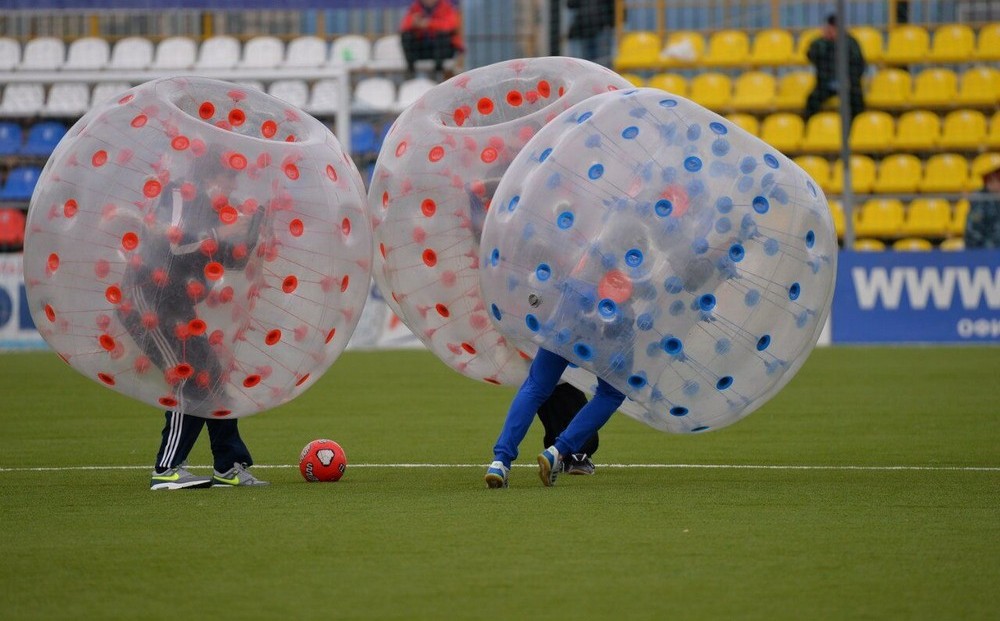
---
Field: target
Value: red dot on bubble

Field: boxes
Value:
[285,134,296,142]
[228,153,247,170]
[288,219,304,237]
[379,243,386,258]
[282,275,298,293]
[209,330,224,345]
[506,90,523,106]
[46,253,59,272]
[219,206,238,224]
[295,373,310,387]
[121,232,139,251]
[428,146,445,162]
[261,119,277,138]
[265,329,282,346]
[436,303,450,318]
[159,396,178,407]
[340,275,350,292]
[243,374,261,388]
[421,199,436,217]
[538,80,551,97]
[326,164,338,181]
[130,114,146,127]
[44,304,55,322]
[477,97,494,115]
[198,101,215,119]
[341,218,351,236]
[325,328,336,343]
[134,356,151,373]
[558,86,566,97]
[382,191,389,209]
[422,249,437,267]
[395,141,408,157]
[204,262,224,281]
[525,90,539,104]
[212,410,231,417]
[200,239,218,255]
[284,163,299,180]
[92,150,108,167]
[63,199,78,218]
[174,363,193,378]
[143,180,162,198]
[105,285,122,304]
[118,94,134,105]
[99,334,115,351]
[481,147,498,163]
[462,342,477,354]
[188,319,206,336]
[94,260,110,279]
[98,372,116,385]
[453,108,467,126]
[229,109,246,126]
[171,136,190,150]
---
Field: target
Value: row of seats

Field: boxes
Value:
[0,75,436,118]
[0,120,66,157]
[855,237,966,251]
[616,22,1000,71]
[798,152,1000,194]
[829,198,972,240]
[730,109,1000,155]
[0,33,409,72]
[624,65,1000,112]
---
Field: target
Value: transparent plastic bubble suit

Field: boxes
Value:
[23,77,372,418]
[369,57,631,385]
[480,88,837,433]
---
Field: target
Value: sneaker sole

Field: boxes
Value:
[484,473,507,489]
[150,480,212,490]
[565,467,595,476]
[537,454,556,487]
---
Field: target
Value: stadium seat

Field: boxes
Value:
[866,68,911,109]
[283,36,327,69]
[794,155,832,192]
[874,154,922,193]
[773,71,815,110]
[152,36,197,70]
[829,155,877,194]
[853,238,887,251]
[975,22,1000,61]
[267,80,309,109]
[911,68,958,108]
[238,36,284,69]
[792,28,822,64]
[91,82,131,107]
[41,83,90,117]
[0,207,26,250]
[397,77,436,110]
[329,34,371,66]
[350,121,378,156]
[108,36,154,70]
[21,121,66,157]
[892,237,933,251]
[919,153,969,193]
[18,37,64,71]
[939,237,965,251]
[929,24,975,63]
[688,72,731,110]
[0,38,21,71]
[660,31,705,67]
[856,198,905,239]
[801,112,841,153]
[883,25,930,65]
[749,29,794,66]
[619,73,645,87]
[0,166,41,201]
[614,31,661,71]
[988,111,1000,149]
[731,71,775,112]
[893,110,940,151]
[828,199,845,238]
[760,113,804,153]
[850,26,884,63]
[0,84,45,117]
[956,66,999,107]
[938,109,987,150]
[967,152,1000,190]
[194,35,240,70]
[306,79,344,116]
[849,111,894,152]
[646,73,687,97]
[703,30,750,67]
[372,34,407,70]
[903,198,952,238]
[353,77,396,111]
[951,199,970,236]
[0,122,23,155]
[724,113,759,136]
[63,37,110,71]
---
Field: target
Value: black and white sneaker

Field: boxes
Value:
[563,454,596,476]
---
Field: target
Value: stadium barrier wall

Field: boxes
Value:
[0,254,45,350]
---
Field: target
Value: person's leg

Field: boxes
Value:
[537,382,597,454]
[849,87,865,124]
[428,32,455,71]
[400,30,420,73]
[553,378,625,458]
[492,349,569,468]
[206,418,253,472]
[154,410,206,472]
[803,86,833,120]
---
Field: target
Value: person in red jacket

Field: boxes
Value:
[400,0,463,79]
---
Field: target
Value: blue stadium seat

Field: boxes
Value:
[350,121,378,156]
[21,121,67,157]
[0,166,42,201]
[0,122,23,155]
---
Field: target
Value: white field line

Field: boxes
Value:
[0,463,997,473]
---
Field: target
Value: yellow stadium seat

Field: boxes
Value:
[850,26,884,63]
[920,153,970,193]
[911,68,959,108]
[967,152,1000,190]
[749,29,794,66]
[951,199,970,235]
[929,24,976,63]
[619,73,646,87]
[829,199,845,238]
[703,30,750,67]
[614,31,662,72]
[957,66,1000,107]
[893,110,941,151]
[866,68,912,109]
[688,72,732,110]
[892,237,934,251]
[793,28,822,64]
[903,199,952,238]
[854,238,887,251]
[856,198,906,239]
[988,111,1000,148]
[731,71,776,112]
[725,113,759,136]
[760,113,805,153]
[660,31,706,67]
[801,112,841,153]
[939,237,965,251]
[874,154,923,193]
[883,25,930,65]
[849,111,894,152]
[975,23,1000,61]
[774,71,815,110]
[646,72,686,96]
[829,155,877,194]
[938,109,987,150]
[794,155,832,192]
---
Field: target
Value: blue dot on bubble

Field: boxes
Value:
[584,134,601,148]
[716,196,733,213]
[699,294,716,311]
[745,289,761,306]
[738,175,754,192]
[659,99,678,108]
[796,310,809,328]
[687,179,705,197]
[662,167,677,183]
[807,181,817,197]
[664,276,683,294]
[577,111,593,124]
[535,264,551,281]
[764,238,780,255]
[709,121,728,135]
[655,199,673,217]
[716,338,731,354]
[789,282,801,300]
[761,173,776,191]
[712,139,730,156]
[557,211,574,229]
[662,336,683,355]
[508,195,520,211]
[670,406,688,417]
[526,314,539,332]
[684,156,702,172]
[598,298,617,318]
[628,374,647,389]
[622,126,639,139]
[491,303,501,320]
[610,353,628,371]
[806,230,816,248]
[600,254,616,270]
[716,376,733,390]
[555,328,571,344]
[686,125,701,141]
[729,243,745,262]
[588,164,604,180]
[691,425,710,432]
[625,248,643,267]
[636,313,654,330]
[547,173,561,189]
[574,342,594,360]
[683,380,700,396]
[490,248,500,267]
[756,335,771,351]
[539,147,552,162]
[715,218,732,234]
[740,157,757,174]
[764,153,779,169]
[669,300,685,316]
[753,196,769,214]
[692,238,709,255]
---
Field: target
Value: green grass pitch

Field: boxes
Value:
[1,346,998,620]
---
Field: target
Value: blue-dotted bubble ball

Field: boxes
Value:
[479,88,837,433]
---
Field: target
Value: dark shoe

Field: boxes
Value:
[563,454,596,475]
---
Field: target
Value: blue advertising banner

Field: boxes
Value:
[832,250,1000,343]
[0,255,46,350]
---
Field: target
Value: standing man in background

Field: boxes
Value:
[400,0,464,80]
[965,165,1000,249]
[804,13,867,123]
[566,0,616,67]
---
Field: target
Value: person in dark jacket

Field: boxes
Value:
[966,165,1000,249]
[804,13,867,122]
[567,0,616,67]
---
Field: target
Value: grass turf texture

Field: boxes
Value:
[1,347,997,620]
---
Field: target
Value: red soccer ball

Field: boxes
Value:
[299,439,347,482]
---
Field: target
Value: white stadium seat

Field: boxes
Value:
[108,37,154,70]
[267,80,309,109]
[42,83,90,117]
[353,77,395,111]
[239,36,284,69]
[63,37,110,71]
[306,79,343,115]
[0,83,45,116]
[195,35,241,70]
[0,38,21,71]
[152,36,197,70]
[19,37,65,71]
[283,36,327,69]
[372,34,406,70]
[91,82,132,107]
[396,77,436,110]
[329,35,371,66]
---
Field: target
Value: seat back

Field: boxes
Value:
[894,110,940,149]
[802,112,842,152]
[688,72,731,109]
[109,37,154,70]
[704,30,749,65]
[397,77,436,110]
[661,31,705,66]
[614,31,661,70]
[19,37,64,70]
[0,84,45,116]
[793,27,822,63]
[921,153,970,192]
[64,37,110,70]
[794,155,832,190]
[884,25,930,64]
[749,29,793,65]
[646,73,687,97]
[0,166,42,201]
[731,71,775,110]
[329,34,371,66]
[0,208,27,248]
[957,66,1000,105]
[874,154,922,193]
[774,71,815,109]
[91,82,132,107]
[940,109,987,148]
[0,38,21,71]
[911,68,958,106]
[44,83,90,117]
[760,113,804,152]
[152,37,197,69]
[724,113,759,136]
[239,36,284,69]
[904,198,952,237]
[284,36,327,68]
[354,77,396,111]
[976,22,1000,60]
[0,121,23,156]
[372,34,406,70]
[857,198,905,238]
[267,80,309,109]
[349,121,378,156]
[849,111,894,151]
[307,79,343,115]
[195,35,241,69]
[22,121,67,156]
[850,26,884,62]
[866,68,912,108]
[930,24,975,62]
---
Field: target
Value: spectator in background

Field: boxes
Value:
[804,13,866,122]
[400,0,463,80]
[965,165,1000,249]
[566,0,616,67]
